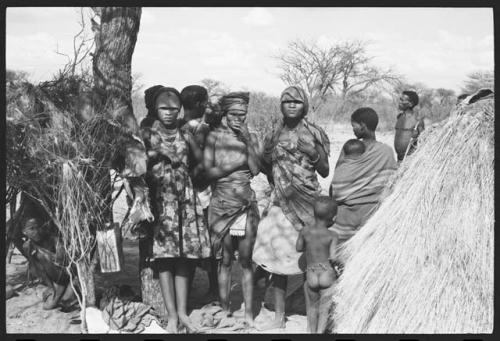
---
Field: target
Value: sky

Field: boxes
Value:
[6,7,494,96]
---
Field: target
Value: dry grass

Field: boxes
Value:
[329,97,494,333]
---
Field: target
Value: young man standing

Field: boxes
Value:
[394,90,425,162]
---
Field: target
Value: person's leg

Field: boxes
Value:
[201,207,219,299]
[208,257,219,298]
[317,287,332,333]
[303,270,316,333]
[218,233,233,314]
[174,258,198,333]
[238,217,257,325]
[157,259,179,333]
[316,269,336,333]
[273,274,287,324]
[257,274,287,330]
[253,265,269,287]
[44,281,68,310]
[305,281,320,333]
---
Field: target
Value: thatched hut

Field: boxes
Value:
[329,89,494,333]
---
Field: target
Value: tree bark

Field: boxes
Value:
[91,7,167,320]
[92,7,142,134]
[89,7,143,318]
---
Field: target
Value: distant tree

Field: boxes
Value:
[132,72,145,96]
[200,78,230,98]
[434,88,456,105]
[337,41,400,100]
[275,39,400,112]
[461,70,494,94]
[247,91,281,141]
[6,69,29,84]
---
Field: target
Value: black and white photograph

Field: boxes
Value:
[4,5,494,335]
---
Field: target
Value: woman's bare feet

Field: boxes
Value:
[42,291,59,310]
[165,317,179,333]
[244,316,255,329]
[179,314,198,333]
[256,315,286,331]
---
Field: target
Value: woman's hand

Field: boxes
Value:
[297,136,318,160]
[232,122,251,143]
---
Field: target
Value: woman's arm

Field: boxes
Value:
[296,229,305,252]
[186,132,203,165]
[314,144,329,178]
[245,133,261,176]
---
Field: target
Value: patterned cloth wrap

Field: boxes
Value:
[253,86,330,275]
[329,141,397,243]
[141,120,211,259]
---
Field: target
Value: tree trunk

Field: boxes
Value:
[92,7,142,134]
[89,8,143,320]
[91,7,167,320]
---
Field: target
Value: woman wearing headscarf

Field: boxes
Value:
[204,92,261,326]
[140,86,211,333]
[252,86,330,330]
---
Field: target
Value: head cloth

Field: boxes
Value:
[220,92,250,113]
[280,86,309,116]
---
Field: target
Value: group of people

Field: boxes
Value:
[129,84,423,333]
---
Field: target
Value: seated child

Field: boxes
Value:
[342,138,365,158]
[296,196,338,333]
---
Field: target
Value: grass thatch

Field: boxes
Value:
[329,94,494,333]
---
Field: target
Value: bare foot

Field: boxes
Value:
[179,314,198,333]
[257,316,286,331]
[244,315,255,328]
[232,303,245,318]
[42,292,59,310]
[165,318,179,333]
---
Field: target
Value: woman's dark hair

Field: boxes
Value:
[351,107,379,131]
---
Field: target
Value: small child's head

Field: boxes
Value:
[343,139,365,158]
[314,196,337,226]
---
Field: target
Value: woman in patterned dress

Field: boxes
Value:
[141,86,211,333]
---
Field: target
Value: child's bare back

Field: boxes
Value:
[301,226,338,290]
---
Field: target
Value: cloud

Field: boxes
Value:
[242,8,274,27]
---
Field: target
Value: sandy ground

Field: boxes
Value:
[5,123,394,334]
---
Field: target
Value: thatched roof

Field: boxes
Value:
[330,90,494,333]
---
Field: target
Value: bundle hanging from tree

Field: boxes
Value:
[329,90,494,333]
